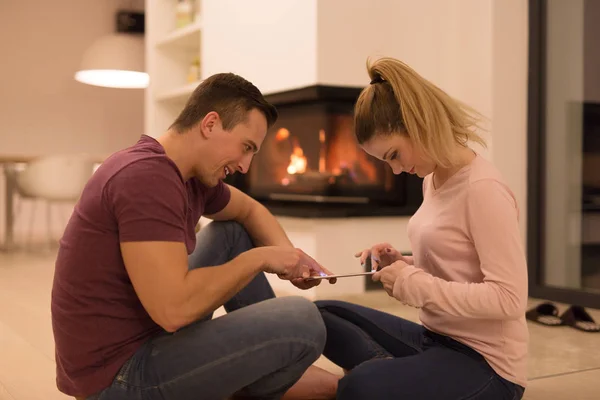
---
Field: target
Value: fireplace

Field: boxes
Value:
[225,85,423,218]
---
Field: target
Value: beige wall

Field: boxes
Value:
[491,0,529,243]
[317,0,494,123]
[201,0,319,94]
[0,0,144,243]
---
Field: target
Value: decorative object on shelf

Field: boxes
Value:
[187,57,201,83]
[75,9,148,89]
[176,0,195,28]
[146,0,203,137]
[194,0,201,20]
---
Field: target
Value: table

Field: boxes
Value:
[0,155,104,252]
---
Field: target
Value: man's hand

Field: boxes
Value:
[290,249,337,289]
[246,247,335,285]
[248,246,310,280]
[372,260,409,296]
[206,187,338,291]
[355,242,406,271]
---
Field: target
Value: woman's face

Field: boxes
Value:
[361,132,435,178]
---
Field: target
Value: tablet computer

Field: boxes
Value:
[305,271,376,280]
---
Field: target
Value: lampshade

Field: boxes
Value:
[74,33,149,89]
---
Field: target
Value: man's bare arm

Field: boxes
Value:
[206,185,293,247]
[121,241,263,332]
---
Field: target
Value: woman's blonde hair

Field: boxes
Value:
[354,57,486,167]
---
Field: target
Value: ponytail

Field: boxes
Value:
[354,57,486,167]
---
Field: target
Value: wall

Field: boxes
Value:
[201,0,318,94]
[491,0,529,247]
[0,0,145,244]
[317,0,493,124]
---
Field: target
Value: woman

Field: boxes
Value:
[315,57,528,400]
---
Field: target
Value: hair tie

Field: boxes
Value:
[370,76,384,85]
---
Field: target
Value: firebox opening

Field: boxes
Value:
[224,85,423,218]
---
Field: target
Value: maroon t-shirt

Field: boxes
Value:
[51,135,231,396]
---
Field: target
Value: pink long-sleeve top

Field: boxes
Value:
[394,154,529,388]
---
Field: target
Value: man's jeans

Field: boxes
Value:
[315,300,525,400]
[90,221,326,400]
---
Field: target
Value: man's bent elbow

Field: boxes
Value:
[156,300,213,332]
[151,304,192,333]
[151,309,183,333]
[161,321,181,333]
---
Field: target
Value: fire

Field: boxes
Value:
[275,128,290,141]
[287,138,307,174]
[319,129,326,173]
[274,120,376,185]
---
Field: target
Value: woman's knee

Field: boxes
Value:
[314,299,351,310]
[314,300,370,318]
[337,360,385,400]
[314,300,368,327]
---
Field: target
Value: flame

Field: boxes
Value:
[275,128,290,141]
[275,121,376,185]
[287,138,307,175]
[318,129,326,173]
[328,115,377,181]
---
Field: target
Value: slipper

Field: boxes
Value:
[560,305,600,332]
[526,302,563,326]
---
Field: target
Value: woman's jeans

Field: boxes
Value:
[315,300,525,400]
[88,221,326,400]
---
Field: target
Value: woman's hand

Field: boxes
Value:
[355,243,405,271]
[372,260,409,296]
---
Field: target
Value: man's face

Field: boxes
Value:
[196,108,268,187]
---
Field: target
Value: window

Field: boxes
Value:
[528,0,600,307]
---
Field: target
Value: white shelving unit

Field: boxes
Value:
[155,19,202,49]
[145,0,203,138]
[155,81,199,102]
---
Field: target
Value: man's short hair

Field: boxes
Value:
[170,73,278,132]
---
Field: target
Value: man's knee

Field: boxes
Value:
[211,220,245,232]
[204,220,248,238]
[200,220,254,250]
[271,297,327,358]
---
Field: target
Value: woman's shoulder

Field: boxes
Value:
[467,155,519,214]
[469,154,511,189]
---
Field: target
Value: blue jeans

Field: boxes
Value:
[315,300,525,400]
[90,221,326,400]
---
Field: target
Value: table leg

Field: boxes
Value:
[1,163,17,252]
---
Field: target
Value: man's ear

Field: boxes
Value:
[199,111,220,138]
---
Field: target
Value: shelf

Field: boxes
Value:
[155,19,202,50]
[155,81,201,103]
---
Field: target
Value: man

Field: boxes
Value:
[51,73,340,400]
